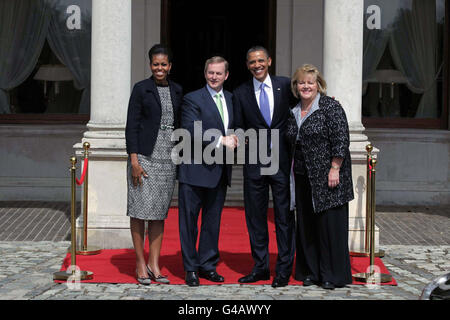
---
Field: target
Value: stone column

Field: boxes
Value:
[74,0,132,249]
[323,0,379,252]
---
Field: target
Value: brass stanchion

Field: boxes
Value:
[76,142,102,255]
[53,157,93,281]
[353,159,392,284]
[350,144,384,258]
[365,144,373,254]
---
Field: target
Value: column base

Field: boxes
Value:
[74,134,130,250]
[348,129,380,253]
[76,227,133,250]
[349,217,380,253]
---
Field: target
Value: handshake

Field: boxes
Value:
[221,134,239,150]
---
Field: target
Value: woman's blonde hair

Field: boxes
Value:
[291,64,327,98]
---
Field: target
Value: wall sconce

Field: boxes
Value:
[33,64,73,96]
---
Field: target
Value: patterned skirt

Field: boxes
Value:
[126,132,176,220]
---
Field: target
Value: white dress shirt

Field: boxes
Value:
[206,85,230,148]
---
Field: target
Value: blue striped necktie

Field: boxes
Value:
[259,83,271,126]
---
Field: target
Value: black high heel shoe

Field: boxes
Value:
[135,269,151,285]
[146,265,170,284]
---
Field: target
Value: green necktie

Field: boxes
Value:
[214,93,224,123]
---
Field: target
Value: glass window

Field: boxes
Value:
[0,0,91,122]
[362,0,447,127]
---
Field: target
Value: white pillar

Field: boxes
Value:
[323,0,379,252]
[74,0,132,249]
[89,0,131,132]
[324,0,364,132]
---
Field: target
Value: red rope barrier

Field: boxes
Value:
[76,158,88,186]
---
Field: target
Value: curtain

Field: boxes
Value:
[0,0,51,114]
[389,0,438,118]
[363,28,390,117]
[363,0,391,93]
[46,0,91,114]
[363,29,389,92]
[363,0,393,116]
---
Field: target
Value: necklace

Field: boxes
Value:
[301,98,314,114]
[300,106,311,118]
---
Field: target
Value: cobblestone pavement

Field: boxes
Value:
[0,203,449,301]
[0,242,448,301]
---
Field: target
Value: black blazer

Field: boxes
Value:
[125,76,183,156]
[232,75,297,178]
[286,95,354,213]
[178,86,234,188]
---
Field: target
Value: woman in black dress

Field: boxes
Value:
[286,64,354,290]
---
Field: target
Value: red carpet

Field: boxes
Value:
[57,207,396,285]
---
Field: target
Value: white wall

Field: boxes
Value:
[366,129,450,205]
[0,125,85,201]
[131,0,161,86]
[276,0,324,77]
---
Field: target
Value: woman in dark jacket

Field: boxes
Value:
[125,44,182,285]
[286,64,354,290]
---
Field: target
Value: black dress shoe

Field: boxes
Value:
[199,270,224,282]
[185,271,199,287]
[322,281,335,290]
[271,275,290,288]
[302,276,314,287]
[238,271,270,283]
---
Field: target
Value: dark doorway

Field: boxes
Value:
[161,0,276,93]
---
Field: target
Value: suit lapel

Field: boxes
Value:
[271,76,282,127]
[245,80,268,127]
[145,77,162,110]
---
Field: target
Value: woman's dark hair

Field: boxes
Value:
[148,44,172,63]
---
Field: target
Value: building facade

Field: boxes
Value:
[1,0,448,248]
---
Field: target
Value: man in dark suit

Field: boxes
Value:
[233,46,296,287]
[178,56,237,286]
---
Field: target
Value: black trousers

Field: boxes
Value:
[294,174,352,286]
[178,175,227,273]
[243,170,295,277]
